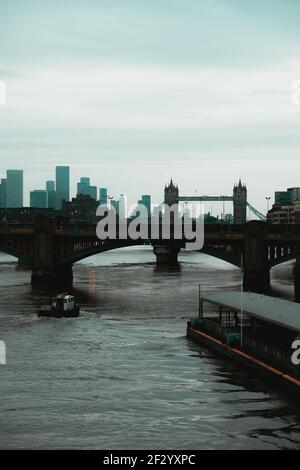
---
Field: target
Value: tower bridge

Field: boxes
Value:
[165,179,266,222]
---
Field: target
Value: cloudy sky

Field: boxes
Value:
[0,0,300,212]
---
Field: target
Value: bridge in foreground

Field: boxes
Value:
[1,215,300,301]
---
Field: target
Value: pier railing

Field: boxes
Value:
[198,318,227,343]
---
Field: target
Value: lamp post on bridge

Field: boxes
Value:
[266,197,271,214]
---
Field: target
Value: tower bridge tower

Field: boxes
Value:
[233,180,247,224]
[164,179,179,206]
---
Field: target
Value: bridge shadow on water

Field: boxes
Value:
[153,263,182,274]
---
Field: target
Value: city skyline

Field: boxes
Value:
[1,163,300,220]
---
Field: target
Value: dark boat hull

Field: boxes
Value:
[38,306,80,318]
[187,323,300,399]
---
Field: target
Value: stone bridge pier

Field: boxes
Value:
[243,221,270,294]
[31,216,73,288]
[152,244,182,267]
[294,254,300,303]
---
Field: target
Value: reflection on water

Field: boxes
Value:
[0,247,299,449]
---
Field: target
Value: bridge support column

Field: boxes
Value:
[153,245,181,267]
[31,215,73,288]
[243,221,270,294]
[294,255,300,303]
[243,267,270,294]
[17,258,32,268]
[31,264,73,288]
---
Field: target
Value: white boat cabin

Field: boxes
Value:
[52,294,75,311]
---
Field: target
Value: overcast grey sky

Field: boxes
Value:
[0,0,300,211]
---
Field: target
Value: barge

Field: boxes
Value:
[187,291,300,397]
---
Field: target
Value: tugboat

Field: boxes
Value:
[38,293,80,318]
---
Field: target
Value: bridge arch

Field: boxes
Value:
[57,240,146,265]
[196,247,241,268]
[269,254,296,268]
[0,246,33,264]
[58,241,242,269]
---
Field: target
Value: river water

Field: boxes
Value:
[0,248,299,450]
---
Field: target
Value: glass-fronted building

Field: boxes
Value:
[55,166,70,210]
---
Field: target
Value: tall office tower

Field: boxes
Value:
[55,166,70,210]
[46,180,56,208]
[6,170,23,208]
[111,199,120,216]
[0,178,6,208]
[138,195,151,215]
[287,187,300,202]
[87,185,97,200]
[30,190,47,208]
[77,177,90,196]
[233,179,247,224]
[46,180,55,192]
[119,194,127,219]
[99,187,108,205]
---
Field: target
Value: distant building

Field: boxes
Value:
[275,191,293,205]
[77,177,90,196]
[6,170,23,208]
[30,190,48,208]
[46,180,55,192]
[138,195,151,215]
[110,199,120,216]
[0,207,59,223]
[62,194,98,223]
[77,177,97,200]
[233,180,247,224]
[119,194,127,218]
[87,186,97,200]
[288,187,300,201]
[55,166,70,210]
[99,187,108,205]
[268,187,300,224]
[0,178,6,208]
[46,180,55,209]
[267,204,296,224]
[275,187,300,205]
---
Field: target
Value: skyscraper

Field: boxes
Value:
[55,166,70,210]
[30,190,47,208]
[99,187,108,205]
[76,177,97,200]
[46,180,56,208]
[77,177,90,196]
[138,195,151,215]
[87,186,97,200]
[110,199,120,215]
[119,194,127,218]
[46,180,55,192]
[0,178,6,208]
[6,170,23,208]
